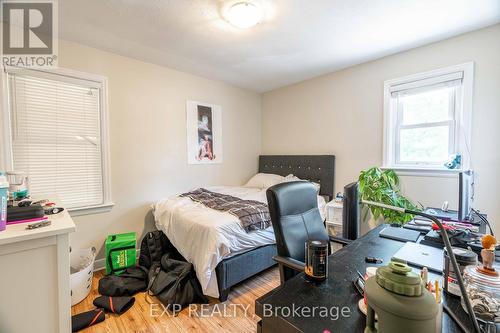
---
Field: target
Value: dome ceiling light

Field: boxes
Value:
[222,1,263,29]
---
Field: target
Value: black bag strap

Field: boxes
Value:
[146,264,162,295]
[145,233,154,267]
[145,231,164,266]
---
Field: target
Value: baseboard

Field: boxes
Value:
[93,249,141,272]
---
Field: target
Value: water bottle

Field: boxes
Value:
[0,172,9,232]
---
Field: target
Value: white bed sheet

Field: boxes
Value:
[153,185,326,298]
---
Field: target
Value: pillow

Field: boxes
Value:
[284,174,300,181]
[284,174,321,193]
[244,173,286,189]
[311,181,321,193]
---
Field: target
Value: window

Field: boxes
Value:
[1,68,112,214]
[383,63,473,172]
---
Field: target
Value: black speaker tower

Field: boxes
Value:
[342,182,360,241]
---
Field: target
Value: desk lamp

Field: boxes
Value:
[362,199,481,333]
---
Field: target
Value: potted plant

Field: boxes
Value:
[358,167,421,225]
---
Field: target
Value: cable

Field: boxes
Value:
[471,208,494,236]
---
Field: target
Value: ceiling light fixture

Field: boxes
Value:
[223,1,263,29]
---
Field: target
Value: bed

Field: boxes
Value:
[153,155,335,301]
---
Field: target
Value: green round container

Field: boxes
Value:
[365,261,438,333]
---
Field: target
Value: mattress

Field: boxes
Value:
[153,185,326,298]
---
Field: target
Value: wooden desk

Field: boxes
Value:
[255,225,476,333]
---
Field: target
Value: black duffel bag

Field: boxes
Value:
[147,255,208,310]
[98,266,148,296]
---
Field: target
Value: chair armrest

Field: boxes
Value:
[329,235,353,246]
[273,255,305,272]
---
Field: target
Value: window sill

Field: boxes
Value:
[68,202,115,217]
[381,166,462,178]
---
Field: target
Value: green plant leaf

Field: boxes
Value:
[358,166,421,224]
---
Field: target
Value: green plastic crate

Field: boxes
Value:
[105,232,136,275]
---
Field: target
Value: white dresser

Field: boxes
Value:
[0,206,75,333]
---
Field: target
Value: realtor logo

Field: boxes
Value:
[1,0,58,67]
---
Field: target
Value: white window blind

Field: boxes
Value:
[388,71,463,95]
[8,72,105,209]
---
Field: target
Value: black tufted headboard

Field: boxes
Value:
[258,155,335,200]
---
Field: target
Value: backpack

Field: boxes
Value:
[139,230,183,269]
[139,231,207,309]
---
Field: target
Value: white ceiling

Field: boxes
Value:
[59,0,500,92]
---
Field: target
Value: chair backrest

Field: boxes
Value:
[266,181,329,262]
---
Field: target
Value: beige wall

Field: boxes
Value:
[4,25,498,259]
[58,40,262,259]
[262,24,500,235]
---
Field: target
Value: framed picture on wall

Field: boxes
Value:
[186,100,223,164]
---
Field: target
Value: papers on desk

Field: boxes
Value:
[403,220,432,233]
[404,218,479,233]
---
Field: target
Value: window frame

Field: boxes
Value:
[383,63,474,175]
[0,66,113,216]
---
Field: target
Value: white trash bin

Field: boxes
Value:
[70,247,96,306]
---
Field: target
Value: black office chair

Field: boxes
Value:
[266,181,351,284]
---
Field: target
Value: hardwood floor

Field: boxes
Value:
[71,267,280,333]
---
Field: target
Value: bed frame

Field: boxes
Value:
[215,155,335,301]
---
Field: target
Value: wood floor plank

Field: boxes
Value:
[71,267,279,333]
